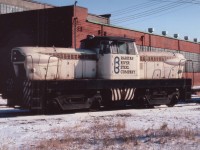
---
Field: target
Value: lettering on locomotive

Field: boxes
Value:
[114,56,135,74]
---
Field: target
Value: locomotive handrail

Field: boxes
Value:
[168,65,177,79]
[184,60,195,86]
[25,55,34,80]
[168,58,188,79]
[177,59,186,79]
[45,56,59,80]
[56,59,60,79]
[152,69,161,79]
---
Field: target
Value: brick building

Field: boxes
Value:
[0,4,199,87]
[72,6,200,86]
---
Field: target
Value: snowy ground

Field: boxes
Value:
[0,98,200,150]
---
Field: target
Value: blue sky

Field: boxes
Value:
[35,0,200,41]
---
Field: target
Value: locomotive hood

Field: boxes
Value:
[13,47,96,55]
[139,51,186,66]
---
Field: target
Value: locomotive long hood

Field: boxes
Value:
[139,51,186,66]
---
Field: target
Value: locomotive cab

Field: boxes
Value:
[81,36,140,79]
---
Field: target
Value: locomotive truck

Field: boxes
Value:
[6,35,191,111]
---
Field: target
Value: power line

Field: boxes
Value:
[112,1,183,22]
[119,3,192,27]
[152,0,200,4]
[111,1,185,24]
[109,1,160,17]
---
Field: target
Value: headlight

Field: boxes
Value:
[30,68,36,73]
[12,50,25,62]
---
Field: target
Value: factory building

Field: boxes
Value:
[0,3,199,86]
[73,6,200,86]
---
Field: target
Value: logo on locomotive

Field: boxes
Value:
[114,56,135,74]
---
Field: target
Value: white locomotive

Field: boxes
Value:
[9,35,191,111]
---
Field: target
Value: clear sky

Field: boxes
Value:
[34,0,200,42]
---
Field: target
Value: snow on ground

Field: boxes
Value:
[0,98,200,150]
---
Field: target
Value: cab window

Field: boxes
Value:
[110,41,133,55]
[110,41,118,54]
[99,40,137,55]
[118,42,128,54]
[128,42,136,55]
[100,41,111,54]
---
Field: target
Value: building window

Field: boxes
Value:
[0,3,26,14]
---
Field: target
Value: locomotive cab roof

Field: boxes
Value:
[81,35,135,43]
[80,35,137,54]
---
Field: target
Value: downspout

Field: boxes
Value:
[74,1,78,49]
[141,35,145,51]
[178,39,180,53]
[149,34,151,51]
[101,25,103,36]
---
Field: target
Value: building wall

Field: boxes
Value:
[0,0,53,14]
[0,6,74,92]
[74,8,200,54]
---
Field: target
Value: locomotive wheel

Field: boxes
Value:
[167,94,179,107]
[101,90,112,109]
[90,98,100,111]
[7,98,16,107]
[5,78,15,107]
[46,99,62,114]
[133,88,152,108]
[5,78,22,107]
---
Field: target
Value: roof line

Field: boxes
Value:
[86,20,200,44]
[22,0,55,7]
